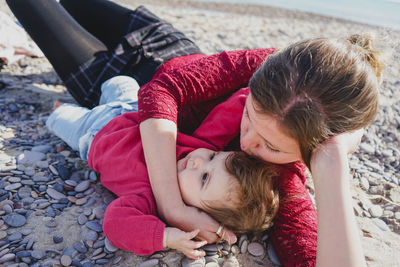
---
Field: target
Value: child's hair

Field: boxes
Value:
[202,151,279,235]
[249,33,385,168]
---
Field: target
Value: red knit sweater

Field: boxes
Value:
[89,88,317,266]
[138,49,317,266]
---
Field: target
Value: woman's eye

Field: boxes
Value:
[202,173,209,185]
[265,143,280,153]
[209,153,216,160]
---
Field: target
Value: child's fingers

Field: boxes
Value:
[186,229,200,239]
[183,248,206,259]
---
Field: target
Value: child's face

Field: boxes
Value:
[177,148,237,210]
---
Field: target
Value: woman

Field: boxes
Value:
[7,0,383,266]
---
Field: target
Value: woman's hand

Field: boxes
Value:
[310,129,364,176]
[164,228,207,259]
[168,205,237,245]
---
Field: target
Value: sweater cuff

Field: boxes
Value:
[153,220,166,252]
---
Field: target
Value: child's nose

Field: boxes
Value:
[192,157,203,169]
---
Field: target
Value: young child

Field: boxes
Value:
[46,76,280,258]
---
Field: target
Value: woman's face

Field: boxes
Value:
[240,94,302,164]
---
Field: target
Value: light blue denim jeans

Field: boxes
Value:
[46,76,139,160]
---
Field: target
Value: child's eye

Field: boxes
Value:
[209,153,216,161]
[202,173,209,185]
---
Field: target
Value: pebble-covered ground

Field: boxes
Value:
[0,0,400,266]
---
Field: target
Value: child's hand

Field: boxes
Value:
[164,227,207,259]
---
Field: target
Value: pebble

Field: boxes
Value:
[31,249,44,260]
[47,188,67,200]
[92,207,104,219]
[104,238,118,252]
[266,242,281,266]
[371,218,390,231]
[182,257,205,267]
[73,242,88,253]
[369,205,383,217]
[5,183,22,191]
[240,240,248,254]
[0,253,16,264]
[78,214,88,225]
[75,197,88,206]
[359,177,370,191]
[222,256,240,267]
[247,242,265,257]
[53,235,63,244]
[86,231,98,241]
[18,187,32,199]
[0,231,7,239]
[8,232,22,242]
[75,181,90,192]
[3,213,27,227]
[20,228,32,235]
[205,262,219,267]
[360,143,375,154]
[2,204,12,213]
[49,165,59,176]
[60,254,72,266]
[17,151,46,165]
[85,221,102,232]
[112,256,122,265]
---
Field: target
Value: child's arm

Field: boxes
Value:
[311,130,366,267]
[103,194,206,258]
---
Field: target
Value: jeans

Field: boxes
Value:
[46,76,139,160]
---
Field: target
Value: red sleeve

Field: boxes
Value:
[103,195,166,255]
[270,164,317,267]
[191,88,248,150]
[138,48,276,124]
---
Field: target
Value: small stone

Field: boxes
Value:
[49,165,59,176]
[93,239,105,248]
[0,253,16,264]
[182,257,205,267]
[82,262,94,267]
[360,143,375,154]
[73,242,88,253]
[371,218,390,231]
[20,228,32,235]
[32,145,52,153]
[2,204,12,213]
[17,151,46,165]
[65,180,77,187]
[222,256,239,267]
[5,183,22,191]
[53,235,63,244]
[205,263,219,267]
[75,197,87,206]
[45,220,58,228]
[86,231,98,241]
[3,213,27,227]
[85,221,102,232]
[18,187,32,199]
[56,165,70,180]
[47,188,67,200]
[359,177,370,191]
[60,255,72,266]
[240,240,248,254]
[8,232,22,241]
[92,207,104,219]
[78,214,88,225]
[267,240,281,265]
[369,205,383,218]
[395,212,400,220]
[89,171,97,182]
[112,256,122,265]
[75,181,90,192]
[31,249,44,260]
[104,238,118,252]
[36,161,49,169]
[138,258,160,267]
[0,231,7,239]
[8,177,21,183]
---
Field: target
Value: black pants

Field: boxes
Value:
[6,0,134,80]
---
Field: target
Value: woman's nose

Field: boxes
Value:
[241,128,259,151]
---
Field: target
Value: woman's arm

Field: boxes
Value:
[140,118,236,243]
[311,130,366,267]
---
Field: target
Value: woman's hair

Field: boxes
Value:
[202,151,279,235]
[249,33,385,168]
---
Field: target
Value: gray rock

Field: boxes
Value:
[85,221,102,232]
[75,181,90,192]
[240,240,248,254]
[32,175,50,183]
[222,256,240,267]
[360,143,375,154]
[78,214,88,225]
[60,254,72,266]
[247,242,265,257]
[371,218,390,231]
[53,235,63,244]
[31,249,44,260]
[2,204,12,214]
[86,231,98,241]
[359,177,370,191]
[73,242,88,253]
[18,187,32,199]
[267,240,281,266]
[17,151,46,165]
[5,183,22,191]
[46,188,67,200]
[369,205,383,217]
[182,257,205,267]
[31,145,52,153]
[104,238,118,252]
[0,253,16,264]
[3,213,27,227]
[8,232,22,241]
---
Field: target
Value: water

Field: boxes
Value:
[192,0,400,30]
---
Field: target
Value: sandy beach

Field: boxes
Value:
[0,0,399,266]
